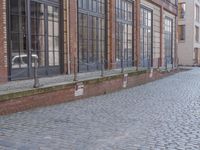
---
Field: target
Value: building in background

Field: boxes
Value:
[178,0,200,66]
[0,0,178,83]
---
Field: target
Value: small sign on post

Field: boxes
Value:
[75,82,84,97]
[123,74,128,88]
[149,68,153,78]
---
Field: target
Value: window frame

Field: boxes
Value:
[115,0,134,68]
[140,5,153,68]
[77,0,107,72]
[7,0,62,80]
[178,25,186,41]
[164,16,173,65]
[195,25,199,43]
[178,2,186,19]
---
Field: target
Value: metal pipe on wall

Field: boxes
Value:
[67,0,70,74]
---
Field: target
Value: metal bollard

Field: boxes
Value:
[33,57,40,88]
[101,58,104,77]
[121,51,124,73]
[165,58,167,70]
[73,56,77,81]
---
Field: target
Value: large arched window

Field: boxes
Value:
[78,0,106,72]
[116,0,133,68]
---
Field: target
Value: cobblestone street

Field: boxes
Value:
[1,68,200,149]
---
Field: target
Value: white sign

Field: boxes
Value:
[149,68,153,78]
[123,74,128,88]
[75,82,84,97]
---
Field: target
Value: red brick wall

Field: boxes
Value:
[0,0,8,83]
[69,0,78,74]
[108,0,116,69]
[135,0,141,69]
[0,70,178,115]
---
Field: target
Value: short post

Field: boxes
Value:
[73,56,77,81]
[101,58,104,77]
[33,57,40,88]
[148,55,151,70]
[157,58,160,69]
[136,59,139,71]
[121,49,124,73]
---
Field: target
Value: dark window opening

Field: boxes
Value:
[78,0,106,72]
[116,0,133,68]
[140,6,153,68]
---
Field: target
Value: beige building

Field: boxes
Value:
[178,0,200,66]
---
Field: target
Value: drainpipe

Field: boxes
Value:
[67,0,70,74]
[160,6,163,68]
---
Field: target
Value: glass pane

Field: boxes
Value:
[54,7,59,22]
[38,36,45,67]
[54,52,59,65]
[31,2,37,17]
[48,21,53,36]
[48,37,54,50]
[38,19,45,35]
[37,3,44,19]
[54,22,59,36]
[48,6,54,21]
[49,51,54,66]
[11,15,19,32]
[10,0,19,13]
[54,37,59,51]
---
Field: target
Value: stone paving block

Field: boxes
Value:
[0,68,200,149]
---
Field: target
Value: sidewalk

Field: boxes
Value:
[0,66,181,115]
[0,67,139,95]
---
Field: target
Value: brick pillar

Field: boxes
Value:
[69,0,78,74]
[160,6,163,67]
[135,0,141,69]
[0,0,8,83]
[108,0,116,69]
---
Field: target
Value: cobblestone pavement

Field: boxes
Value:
[1,68,200,150]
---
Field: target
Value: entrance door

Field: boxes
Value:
[9,0,61,80]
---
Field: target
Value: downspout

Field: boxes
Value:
[160,6,163,68]
[67,0,70,74]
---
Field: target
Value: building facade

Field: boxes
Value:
[178,0,200,66]
[0,0,177,83]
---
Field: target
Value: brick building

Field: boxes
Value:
[0,0,178,83]
[178,0,200,66]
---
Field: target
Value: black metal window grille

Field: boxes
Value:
[78,0,106,72]
[10,0,27,69]
[164,17,173,65]
[8,0,61,80]
[116,0,133,68]
[140,6,153,68]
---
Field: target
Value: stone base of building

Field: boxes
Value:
[0,68,184,115]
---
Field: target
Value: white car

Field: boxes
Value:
[12,54,38,68]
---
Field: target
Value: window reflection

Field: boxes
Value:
[140,7,152,67]
[116,0,133,68]
[165,17,173,65]
[78,0,105,72]
[10,0,27,69]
